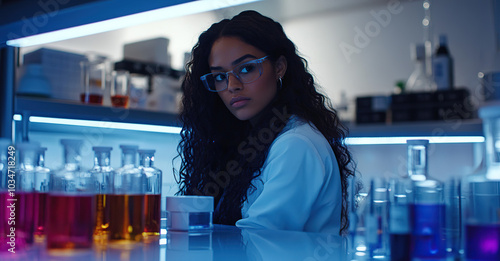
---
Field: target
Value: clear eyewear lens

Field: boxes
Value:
[201,56,268,92]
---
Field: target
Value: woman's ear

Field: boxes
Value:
[275,55,287,79]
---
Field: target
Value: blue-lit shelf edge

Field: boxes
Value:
[14,115,182,135]
[15,96,181,126]
[345,136,484,145]
[344,120,484,145]
[0,0,261,47]
[12,114,484,145]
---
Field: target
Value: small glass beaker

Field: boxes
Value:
[80,53,109,105]
[110,70,130,108]
[129,74,149,109]
[166,196,214,231]
[46,139,96,252]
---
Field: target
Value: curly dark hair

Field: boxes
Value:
[175,10,355,235]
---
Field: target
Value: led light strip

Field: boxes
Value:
[14,115,181,134]
[14,115,484,144]
[6,0,260,47]
[345,136,484,145]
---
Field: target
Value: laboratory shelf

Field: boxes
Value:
[15,96,180,127]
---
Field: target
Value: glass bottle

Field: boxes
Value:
[406,43,435,92]
[0,138,12,253]
[138,149,162,241]
[388,178,411,261]
[15,141,40,248]
[46,139,96,251]
[463,105,500,260]
[407,139,447,260]
[365,177,390,259]
[33,147,50,241]
[432,34,454,90]
[90,146,113,243]
[109,144,146,244]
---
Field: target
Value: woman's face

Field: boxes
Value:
[208,36,286,122]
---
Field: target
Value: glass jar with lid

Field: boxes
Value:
[33,147,50,241]
[46,139,96,251]
[138,149,162,241]
[15,141,40,248]
[109,144,146,245]
[406,139,447,260]
[90,146,114,244]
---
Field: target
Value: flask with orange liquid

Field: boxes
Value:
[108,145,146,246]
[138,149,162,242]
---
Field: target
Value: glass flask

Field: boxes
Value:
[444,176,463,259]
[33,147,50,241]
[110,70,130,108]
[407,139,447,260]
[388,178,411,261]
[137,149,162,240]
[15,141,40,248]
[109,144,146,245]
[364,177,390,259]
[0,138,12,253]
[90,146,113,243]
[463,105,500,260]
[347,175,359,259]
[46,139,96,252]
[80,53,109,105]
[406,43,434,92]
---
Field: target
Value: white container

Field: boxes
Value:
[147,74,182,114]
[166,196,214,231]
[23,48,86,101]
[123,37,170,66]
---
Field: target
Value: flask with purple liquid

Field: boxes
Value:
[406,139,447,260]
[463,105,500,261]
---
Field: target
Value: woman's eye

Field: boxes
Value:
[214,73,227,82]
[238,63,256,74]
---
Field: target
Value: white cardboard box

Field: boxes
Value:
[123,37,170,66]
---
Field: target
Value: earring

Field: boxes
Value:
[278,77,283,90]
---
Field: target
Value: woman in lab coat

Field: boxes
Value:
[176,10,355,235]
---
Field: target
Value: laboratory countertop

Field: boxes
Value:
[1,225,348,261]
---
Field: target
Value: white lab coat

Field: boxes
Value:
[236,116,342,233]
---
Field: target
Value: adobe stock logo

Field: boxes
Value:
[339,0,403,63]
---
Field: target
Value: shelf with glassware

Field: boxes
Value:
[14,96,181,132]
[345,119,483,138]
[14,95,483,138]
[351,87,483,138]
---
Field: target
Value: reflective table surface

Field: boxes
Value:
[1,225,347,260]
